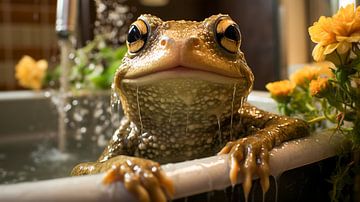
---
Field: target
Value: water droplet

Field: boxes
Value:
[80,127,87,134]
[72,100,79,106]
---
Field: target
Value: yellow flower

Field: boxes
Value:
[309,16,336,46]
[309,77,330,97]
[290,66,319,87]
[309,4,360,61]
[266,80,296,98]
[15,55,48,90]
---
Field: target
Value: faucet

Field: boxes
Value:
[56,0,78,39]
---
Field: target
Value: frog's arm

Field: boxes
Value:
[219,103,310,200]
[71,117,134,175]
[71,117,174,202]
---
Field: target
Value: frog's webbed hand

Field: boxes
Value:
[71,156,173,202]
[219,103,309,199]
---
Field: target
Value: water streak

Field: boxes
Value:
[217,115,222,145]
[274,174,282,202]
[185,111,189,136]
[230,84,237,140]
[136,86,143,134]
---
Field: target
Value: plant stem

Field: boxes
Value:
[307,116,327,125]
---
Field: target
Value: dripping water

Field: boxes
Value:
[136,86,143,134]
[273,174,282,202]
[230,84,237,140]
[230,185,235,202]
[185,111,189,136]
[262,189,266,202]
[239,97,245,128]
[217,115,222,145]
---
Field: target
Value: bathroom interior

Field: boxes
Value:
[0,0,359,201]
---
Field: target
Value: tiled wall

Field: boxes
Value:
[0,0,58,90]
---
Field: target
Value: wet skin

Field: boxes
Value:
[71,14,310,201]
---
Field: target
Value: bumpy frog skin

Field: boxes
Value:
[72,14,309,201]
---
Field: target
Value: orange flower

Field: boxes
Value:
[290,66,319,87]
[266,80,296,98]
[316,61,335,78]
[333,4,360,53]
[15,55,48,90]
[309,16,336,46]
[309,77,330,97]
[309,4,360,61]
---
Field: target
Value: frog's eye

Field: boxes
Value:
[127,20,149,53]
[215,19,241,53]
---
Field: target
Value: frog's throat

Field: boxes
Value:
[119,77,249,133]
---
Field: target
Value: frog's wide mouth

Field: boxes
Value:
[122,66,243,86]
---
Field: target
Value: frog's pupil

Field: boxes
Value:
[224,25,240,41]
[128,25,142,43]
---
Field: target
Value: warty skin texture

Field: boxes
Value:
[71,14,310,202]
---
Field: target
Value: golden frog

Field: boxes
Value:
[72,14,309,202]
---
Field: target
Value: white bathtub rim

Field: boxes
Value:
[0,130,348,202]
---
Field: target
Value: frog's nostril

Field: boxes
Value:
[160,39,167,46]
[160,37,175,48]
[187,37,200,48]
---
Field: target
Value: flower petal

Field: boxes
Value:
[312,44,326,61]
[336,41,351,54]
[324,43,338,55]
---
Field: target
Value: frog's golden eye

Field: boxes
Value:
[215,19,241,53]
[127,20,149,53]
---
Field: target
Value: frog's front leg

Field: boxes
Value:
[71,118,174,202]
[219,103,310,199]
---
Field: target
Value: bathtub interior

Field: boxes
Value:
[0,91,116,184]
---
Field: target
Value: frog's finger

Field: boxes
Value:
[229,154,240,185]
[229,143,244,185]
[218,141,235,155]
[241,146,257,202]
[152,167,175,198]
[140,169,167,202]
[103,167,120,185]
[257,146,270,193]
[124,171,150,202]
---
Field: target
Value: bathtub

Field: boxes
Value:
[0,91,347,201]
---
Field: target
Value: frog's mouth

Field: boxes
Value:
[122,66,243,86]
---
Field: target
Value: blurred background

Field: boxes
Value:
[0,0,339,91]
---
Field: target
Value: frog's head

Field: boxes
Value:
[114,14,254,128]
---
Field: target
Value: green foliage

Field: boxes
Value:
[70,36,127,90]
[268,45,360,201]
[45,36,127,90]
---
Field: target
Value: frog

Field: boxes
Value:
[71,14,310,202]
